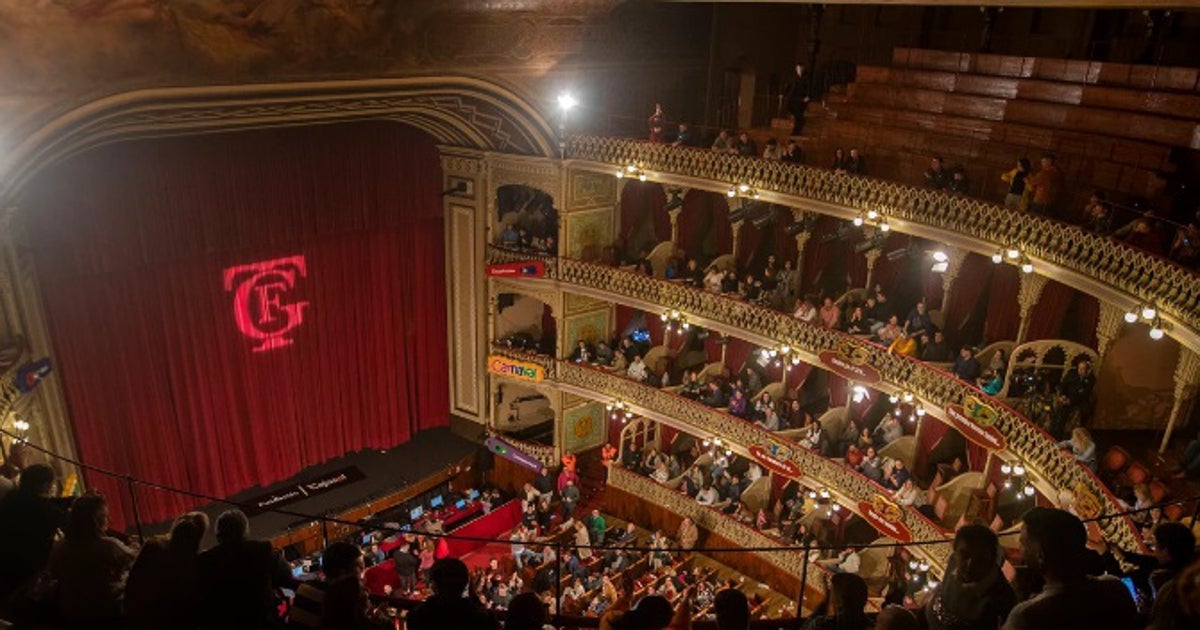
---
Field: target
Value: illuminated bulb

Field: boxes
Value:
[1003,480,1012,489]
[1000,463,1012,474]
[1007,248,1020,260]
[671,309,680,318]
[752,191,761,200]
[781,344,791,354]
[681,321,690,330]
[889,394,900,404]
[893,408,903,417]
[791,356,801,365]
[738,183,750,193]
[626,164,638,173]
[915,406,926,417]
[909,561,919,571]
[660,313,669,322]
[13,419,30,432]
[1150,326,1165,340]
[1124,310,1139,323]
[879,220,891,233]
[556,92,578,111]
[725,449,732,457]
[1021,261,1033,274]
[769,349,778,358]
[992,251,1003,264]
[932,251,949,263]
[1013,464,1026,476]
[727,187,737,198]
[902,391,914,403]
[867,209,879,220]
[638,172,647,182]
[928,580,939,589]
[615,170,624,179]
[808,491,817,499]
[831,504,841,512]
[1023,485,1036,497]
[931,261,949,273]
[819,488,830,499]
[760,349,772,359]
[919,562,930,572]
[1142,306,1157,320]
[853,216,865,227]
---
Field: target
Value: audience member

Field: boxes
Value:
[506,591,550,630]
[673,123,693,148]
[877,606,919,630]
[648,104,667,143]
[781,141,803,164]
[1058,427,1097,471]
[196,509,295,630]
[711,130,735,153]
[1082,191,1113,234]
[762,137,782,160]
[1026,154,1064,217]
[831,148,848,172]
[786,64,814,135]
[1001,507,1137,629]
[714,588,750,630]
[802,572,870,630]
[845,148,866,175]
[1001,158,1031,211]
[921,330,952,362]
[925,524,1017,630]
[49,493,137,629]
[953,347,981,382]
[948,168,970,195]
[677,517,698,550]
[0,463,67,599]
[408,558,499,630]
[124,511,209,630]
[924,156,949,189]
[393,542,421,593]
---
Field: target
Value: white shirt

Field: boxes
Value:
[627,360,648,382]
[838,550,861,574]
[696,487,719,505]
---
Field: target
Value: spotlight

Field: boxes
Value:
[557,92,578,112]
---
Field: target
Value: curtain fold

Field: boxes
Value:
[983,264,1021,344]
[1026,279,1075,341]
[23,122,449,528]
[944,254,995,340]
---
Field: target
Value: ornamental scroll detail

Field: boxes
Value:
[485,247,1145,556]
[564,135,1200,346]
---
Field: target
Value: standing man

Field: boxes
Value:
[1026,154,1065,217]
[786,64,814,135]
[393,542,420,594]
[560,479,580,520]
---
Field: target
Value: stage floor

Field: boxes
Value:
[141,426,478,546]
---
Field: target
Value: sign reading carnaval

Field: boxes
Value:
[818,342,881,384]
[857,495,913,543]
[749,441,803,479]
[487,355,546,382]
[486,261,546,278]
[943,396,1008,452]
[485,435,544,472]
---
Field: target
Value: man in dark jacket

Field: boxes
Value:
[0,464,67,599]
[197,509,295,629]
[392,542,421,594]
[407,558,498,630]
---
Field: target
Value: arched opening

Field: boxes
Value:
[495,185,560,255]
[494,292,556,357]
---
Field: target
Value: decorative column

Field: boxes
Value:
[793,231,811,292]
[1015,273,1048,345]
[1095,302,1126,361]
[668,209,683,245]
[938,248,967,311]
[666,187,687,246]
[863,249,883,290]
[731,219,746,261]
[1160,347,1200,453]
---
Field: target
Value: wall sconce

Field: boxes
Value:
[930,250,950,273]
[701,436,732,457]
[615,164,647,181]
[1000,460,1037,499]
[606,401,634,423]
[660,309,690,333]
[727,183,761,200]
[761,344,803,368]
[992,247,1033,273]
[1124,303,1167,340]
[852,209,890,233]
[806,487,842,512]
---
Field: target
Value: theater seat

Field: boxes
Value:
[1124,462,1151,486]
[1102,446,1131,474]
[1148,480,1170,503]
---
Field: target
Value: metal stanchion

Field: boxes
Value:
[125,475,145,541]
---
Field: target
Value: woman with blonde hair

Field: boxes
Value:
[1059,427,1097,471]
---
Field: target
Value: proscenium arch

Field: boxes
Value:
[0,76,558,207]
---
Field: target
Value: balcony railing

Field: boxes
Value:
[486,247,1144,555]
[489,346,953,571]
[608,465,831,601]
[564,135,1200,349]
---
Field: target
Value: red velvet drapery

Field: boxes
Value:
[943,254,995,340]
[1026,279,1075,341]
[676,191,731,264]
[23,122,450,528]
[618,181,670,248]
[983,265,1021,344]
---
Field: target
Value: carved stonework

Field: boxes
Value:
[488,156,562,203]
[1095,301,1126,361]
[486,247,1146,556]
[490,279,560,317]
[567,171,616,210]
[440,151,488,177]
[1016,273,1049,344]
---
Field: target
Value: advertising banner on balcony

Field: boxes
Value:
[818,342,881,384]
[857,495,913,543]
[749,442,803,480]
[486,261,545,278]
[942,396,1007,452]
[487,355,545,383]
[485,435,545,473]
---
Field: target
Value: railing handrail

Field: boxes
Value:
[562,135,1200,350]
[485,247,1145,555]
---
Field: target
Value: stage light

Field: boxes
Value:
[1124,310,1140,323]
[557,92,578,112]
[1142,306,1157,320]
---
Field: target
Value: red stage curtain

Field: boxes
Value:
[943,254,994,340]
[1026,279,1075,341]
[983,265,1021,344]
[1069,294,1101,348]
[23,122,450,528]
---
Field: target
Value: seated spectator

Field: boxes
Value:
[819,296,841,328]
[1121,216,1168,255]
[785,398,808,429]
[845,148,866,175]
[888,332,919,357]
[712,130,736,153]
[831,148,848,172]
[844,306,870,335]
[844,444,864,467]
[903,301,933,337]
[197,509,295,630]
[781,141,803,164]
[875,315,902,346]
[297,542,391,630]
[570,340,594,363]
[704,266,726,292]
[921,330,952,362]
[701,381,727,408]
[1058,427,1097,471]
[1001,157,1032,211]
[874,415,903,448]
[739,274,762,302]
[793,298,818,324]
[408,558,498,630]
[818,548,862,575]
[714,588,750,630]
[762,137,782,160]
[859,447,883,482]
[125,512,209,630]
[948,167,969,195]
[728,388,748,418]
[884,460,911,491]
[1082,191,1113,234]
[595,339,615,365]
[953,347,981,382]
[757,406,782,431]
[50,493,137,628]
[682,258,705,287]
[924,525,1017,630]
[627,354,649,382]
[803,572,869,629]
[894,478,926,508]
[878,606,920,630]
[720,270,740,293]
[1170,209,1200,267]
[924,156,948,189]
[0,463,67,600]
[696,483,719,506]
[1003,507,1137,629]
[672,123,693,148]
[507,591,550,630]
[980,370,1004,395]
[735,132,756,156]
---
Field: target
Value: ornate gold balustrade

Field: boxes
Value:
[608,465,829,602]
[486,247,1144,555]
[487,346,953,572]
[564,135,1200,351]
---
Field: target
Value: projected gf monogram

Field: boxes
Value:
[223,256,309,352]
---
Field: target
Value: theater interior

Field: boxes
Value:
[0,1,1199,629]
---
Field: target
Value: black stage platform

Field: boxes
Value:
[142,427,478,547]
